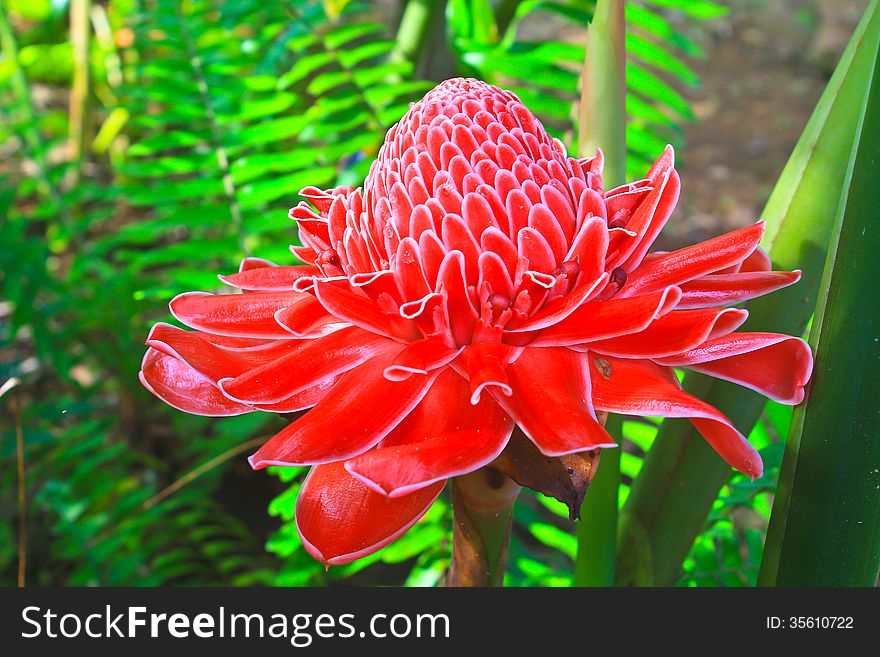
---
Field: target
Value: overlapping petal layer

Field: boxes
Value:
[590,355,764,478]
[296,461,445,565]
[140,78,812,565]
[346,369,514,497]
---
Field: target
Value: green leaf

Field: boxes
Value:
[230,150,321,185]
[643,0,727,20]
[531,523,578,560]
[626,62,695,120]
[627,33,699,87]
[618,0,880,586]
[128,130,207,156]
[447,0,497,44]
[626,4,705,57]
[759,29,880,586]
[226,115,309,153]
[221,92,299,122]
[238,166,337,210]
[323,21,386,49]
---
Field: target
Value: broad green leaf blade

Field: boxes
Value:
[575,0,625,587]
[759,36,880,587]
[617,0,880,586]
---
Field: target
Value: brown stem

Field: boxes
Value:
[2,379,27,588]
[447,467,521,587]
[143,435,268,510]
[16,398,24,588]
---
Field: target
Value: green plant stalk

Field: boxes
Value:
[759,36,880,587]
[391,0,438,67]
[574,0,626,587]
[578,0,626,189]
[617,0,880,586]
[575,415,622,586]
[494,0,524,36]
[69,0,93,183]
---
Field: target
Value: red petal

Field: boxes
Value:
[291,244,319,264]
[712,245,773,275]
[393,237,431,300]
[604,186,653,218]
[275,297,345,338]
[564,215,609,278]
[624,169,680,270]
[440,214,480,283]
[590,355,762,477]
[251,376,340,413]
[313,279,418,341]
[575,187,607,225]
[383,337,462,381]
[296,462,444,565]
[540,184,576,243]
[509,217,610,332]
[656,333,813,404]
[499,347,615,456]
[297,218,332,253]
[237,256,278,271]
[170,290,313,338]
[509,271,610,334]
[622,222,765,297]
[528,204,567,264]
[480,226,518,280]
[191,333,275,348]
[219,265,320,291]
[739,245,773,273]
[454,341,515,403]
[249,347,438,467]
[478,251,514,298]
[590,308,747,358]
[146,322,295,383]
[612,146,681,270]
[517,227,556,274]
[350,269,402,301]
[346,370,513,496]
[532,286,681,346]
[139,348,252,416]
[437,250,479,345]
[677,270,801,309]
[219,327,393,404]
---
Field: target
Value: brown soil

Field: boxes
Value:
[514,0,867,248]
[666,0,867,249]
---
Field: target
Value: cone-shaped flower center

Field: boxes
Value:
[291,78,624,350]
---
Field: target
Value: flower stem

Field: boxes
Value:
[69,0,93,185]
[574,0,626,588]
[391,0,438,67]
[447,468,521,587]
[575,415,621,586]
[579,0,627,187]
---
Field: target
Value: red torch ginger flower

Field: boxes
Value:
[141,78,812,566]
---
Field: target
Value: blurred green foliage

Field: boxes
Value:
[1,0,764,588]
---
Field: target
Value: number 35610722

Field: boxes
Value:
[766,617,854,629]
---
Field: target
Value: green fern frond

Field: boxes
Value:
[444,0,724,174]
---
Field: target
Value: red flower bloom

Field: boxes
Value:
[141,78,812,566]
